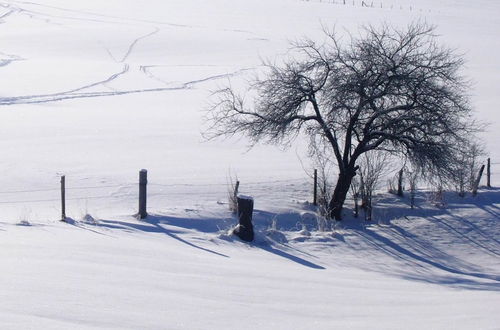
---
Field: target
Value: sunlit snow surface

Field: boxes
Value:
[0,0,499,329]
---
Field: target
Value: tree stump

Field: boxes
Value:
[233,195,254,242]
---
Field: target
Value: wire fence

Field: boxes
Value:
[0,157,496,220]
[0,175,312,214]
[299,0,430,12]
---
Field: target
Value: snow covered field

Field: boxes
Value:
[0,0,499,328]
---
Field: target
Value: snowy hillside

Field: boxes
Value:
[0,0,499,329]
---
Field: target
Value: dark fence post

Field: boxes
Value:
[397,168,404,196]
[61,175,66,221]
[472,164,485,197]
[139,169,148,219]
[233,195,254,242]
[234,180,240,200]
[313,169,318,206]
[487,158,491,188]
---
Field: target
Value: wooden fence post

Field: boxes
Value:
[487,158,491,188]
[139,169,148,219]
[234,180,240,200]
[472,164,485,197]
[233,195,254,242]
[313,169,318,206]
[61,175,66,221]
[397,168,404,196]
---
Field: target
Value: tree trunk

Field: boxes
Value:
[329,169,356,221]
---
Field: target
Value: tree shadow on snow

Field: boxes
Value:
[344,188,500,291]
[97,215,230,258]
[355,228,500,291]
[257,242,325,270]
[95,212,325,269]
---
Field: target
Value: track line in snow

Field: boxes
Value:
[0,8,16,21]
[139,65,173,86]
[0,64,130,105]
[0,57,21,67]
[68,64,130,93]
[0,68,253,106]
[2,0,265,39]
[140,66,254,88]
[0,52,25,67]
[117,27,159,63]
[3,0,203,29]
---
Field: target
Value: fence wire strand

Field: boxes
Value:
[0,177,310,206]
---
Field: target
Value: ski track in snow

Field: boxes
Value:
[0,51,24,67]
[3,0,201,28]
[139,65,172,86]
[0,68,253,105]
[1,0,258,34]
[0,1,260,105]
[114,27,160,64]
[0,8,16,21]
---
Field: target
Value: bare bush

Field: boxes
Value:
[448,141,486,197]
[357,152,390,221]
[350,175,361,218]
[309,142,335,220]
[404,167,419,209]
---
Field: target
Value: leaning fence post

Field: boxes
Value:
[139,169,148,219]
[313,169,318,206]
[61,175,66,221]
[487,158,491,188]
[234,180,240,200]
[472,164,485,197]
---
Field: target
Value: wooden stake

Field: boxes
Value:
[397,168,404,196]
[139,169,148,219]
[234,180,240,200]
[472,164,485,196]
[61,175,66,221]
[487,158,491,188]
[313,169,318,206]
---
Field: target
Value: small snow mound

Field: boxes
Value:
[288,225,313,242]
[265,229,288,244]
[81,214,98,225]
[16,220,31,226]
[298,226,311,237]
[299,211,316,221]
[252,231,270,245]
[216,227,237,241]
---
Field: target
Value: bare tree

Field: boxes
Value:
[206,22,479,220]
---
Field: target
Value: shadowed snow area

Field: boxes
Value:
[0,0,499,329]
[0,188,499,329]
